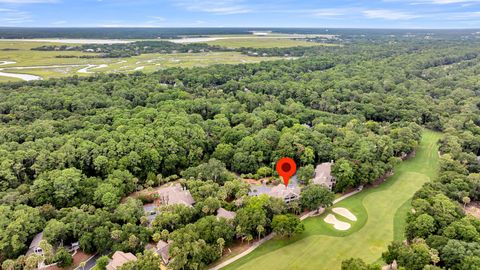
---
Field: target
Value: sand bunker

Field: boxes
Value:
[332,207,357,221]
[324,214,351,230]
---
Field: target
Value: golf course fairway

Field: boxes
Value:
[222,130,442,270]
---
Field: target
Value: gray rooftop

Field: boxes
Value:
[313,162,335,189]
[216,208,236,220]
[158,183,195,206]
[156,240,172,264]
[29,232,43,249]
[249,184,300,203]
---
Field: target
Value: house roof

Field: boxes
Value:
[313,162,334,187]
[216,208,236,220]
[29,232,44,249]
[106,251,137,270]
[157,183,195,206]
[268,185,301,199]
[26,232,44,255]
[156,240,172,264]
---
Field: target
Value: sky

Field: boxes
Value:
[0,0,479,28]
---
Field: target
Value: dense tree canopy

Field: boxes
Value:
[1,31,480,269]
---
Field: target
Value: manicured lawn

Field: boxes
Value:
[222,130,442,270]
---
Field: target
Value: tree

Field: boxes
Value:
[114,198,144,224]
[96,256,110,270]
[2,259,15,270]
[332,158,356,192]
[297,165,314,185]
[271,214,304,238]
[462,196,471,207]
[405,214,436,240]
[300,184,335,211]
[256,225,265,240]
[39,240,54,264]
[24,254,42,270]
[43,219,68,245]
[217,238,225,256]
[119,250,161,270]
[257,166,273,178]
[181,158,232,184]
[442,239,480,269]
[341,258,380,270]
[53,248,73,267]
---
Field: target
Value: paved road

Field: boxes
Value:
[209,189,361,270]
[75,253,100,270]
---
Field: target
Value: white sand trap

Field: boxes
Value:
[324,214,351,231]
[134,66,145,71]
[332,207,357,221]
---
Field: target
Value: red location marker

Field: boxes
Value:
[276,157,297,187]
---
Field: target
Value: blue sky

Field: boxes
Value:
[0,0,479,28]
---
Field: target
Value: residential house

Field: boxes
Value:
[268,185,301,204]
[157,183,195,207]
[249,184,301,204]
[26,232,44,256]
[155,240,172,265]
[313,162,336,190]
[106,251,137,270]
[216,208,236,220]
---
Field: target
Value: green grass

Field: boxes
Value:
[222,130,442,270]
[0,41,281,82]
[206,38,333,48]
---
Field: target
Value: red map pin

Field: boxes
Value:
[276,157,297,187]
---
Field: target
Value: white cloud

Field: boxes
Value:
[0,8,32,24]
[445,11,480,18]
[363,9,421,20]
[149,16,166,22]
[312,8,351,17]
[172,0,251,15]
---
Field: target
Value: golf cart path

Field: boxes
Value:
[210,189,361,270]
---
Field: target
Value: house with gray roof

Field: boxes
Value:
[155,240,172,265]
[269,185,301,204]
[313,162,336,190]
[157,183,195,207]
[216,208,236,220]
[249,184,300,204]
[26,232,44,256]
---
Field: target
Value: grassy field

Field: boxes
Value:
[222,130,442,270]
[0,41,281,82]
[206,38,333,48]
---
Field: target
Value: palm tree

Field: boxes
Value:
[246,235,253,245]
[256,225,264,240]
